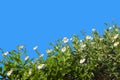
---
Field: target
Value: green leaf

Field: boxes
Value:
[0,67,2,72]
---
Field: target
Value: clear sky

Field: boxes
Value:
[0,0,120,58]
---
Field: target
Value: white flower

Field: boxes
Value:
[25,56,29,61]
[3,52,9,56]
[92,28,96,32]
[81,44,86,49]
[114,42,119,47]
[37,64,45,70]
[33,46,38,50]
[17,45,24,50]
[113,34,119,39]
[62,37,69,43]
[112,40,115,42]
[7,70,13,76]
[46,49,52,53]
[55,46,59,50]
[86,35,92,40]
[80,58,86,64]
[80,40,83,43]
[61,47,66,52]
[99,38,104,41]
[40,54,44,57]
[28,69,32,75]
[115,28,119,31]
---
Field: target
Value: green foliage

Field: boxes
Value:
[1,24,120,80]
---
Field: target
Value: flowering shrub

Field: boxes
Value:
[1,24,120,80]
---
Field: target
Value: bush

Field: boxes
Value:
[1,24,120,80]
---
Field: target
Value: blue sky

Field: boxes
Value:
[0,0,120,58]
